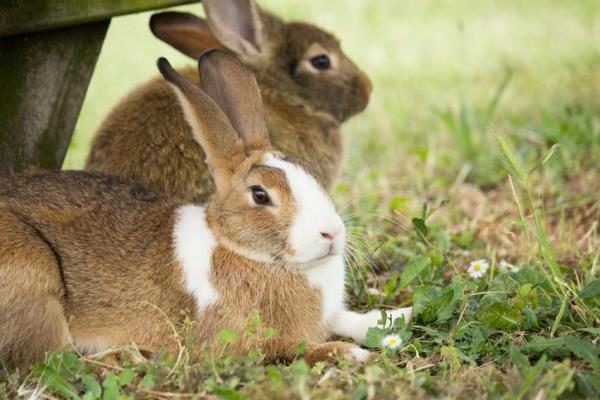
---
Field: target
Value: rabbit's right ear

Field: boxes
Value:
[150,12,223,59]
[203,0,264,57]
[157,57,245,193]
[199,50,271,153]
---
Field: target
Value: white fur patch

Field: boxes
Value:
[173,205,219,311]
[263,154,345,264]
[329,308,413,344]
[346,346,372,363]
[303,255,346,323]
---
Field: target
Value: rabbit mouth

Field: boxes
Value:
[288,248,343,270]
[313,252,335,263]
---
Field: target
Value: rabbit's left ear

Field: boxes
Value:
[199,49,271,153]
[157,57,245,193]
[203,0,264,57]
[150,12,224,59]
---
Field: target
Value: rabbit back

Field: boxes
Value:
[86,68,214,203]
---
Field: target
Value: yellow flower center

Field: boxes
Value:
[474,264,481,271]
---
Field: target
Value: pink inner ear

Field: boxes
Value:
[204,0,262,54]
[151,13,223,59]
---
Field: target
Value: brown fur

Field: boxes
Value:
[207,161,296,262]
[0,172,189,368]
[0,171,350,368]
[0,52,362,369]
[85,0,371,203]
[0,210,71,369]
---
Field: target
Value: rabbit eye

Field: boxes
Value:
[250,185,272,206]
[310,54,331,70]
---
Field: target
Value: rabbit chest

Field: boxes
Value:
[201,247,346,344]
[171,204,347,343]
[171,205,346,342]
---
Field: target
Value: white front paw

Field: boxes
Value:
[346,346,373,363]
[388,307,413,324]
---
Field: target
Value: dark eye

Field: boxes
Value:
[250,185,271,206]
[310,54,331,70]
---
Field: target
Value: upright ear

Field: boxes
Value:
[157,57,245,192]
[199,49,271,153]
[150,12,223,59]
[203,0,264,57]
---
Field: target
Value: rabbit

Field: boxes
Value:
[84,0,373,203]
[0,51,409,370]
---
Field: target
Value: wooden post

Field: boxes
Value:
[0,21,109,174]
[0,0,197,174]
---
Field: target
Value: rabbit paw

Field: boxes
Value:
[388,306,413,324]
[305,341,372,365]
[345,345,373,363]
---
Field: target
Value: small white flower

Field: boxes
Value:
[499,260,520,273]
[367,288,383,297]
[468,259,489,279]
[382,334,403,349]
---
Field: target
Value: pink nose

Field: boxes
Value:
[320,231,336,240]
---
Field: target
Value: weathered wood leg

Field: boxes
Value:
[0,21,109,174]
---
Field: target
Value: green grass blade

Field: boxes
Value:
[494,134,529,185]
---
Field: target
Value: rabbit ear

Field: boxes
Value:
[199,49,271,153]
[203,0,264,57]
[150,12,224,59]
[157,57,245,193]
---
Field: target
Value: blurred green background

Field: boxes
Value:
[65,0,600,192]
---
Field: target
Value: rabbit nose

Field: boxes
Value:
[321,231,334,240]
[320,225,342,241]
[362,72,373,95]
[356,69,373,97]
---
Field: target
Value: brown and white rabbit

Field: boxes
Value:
[85,0,372,203]
[0,51,408,370]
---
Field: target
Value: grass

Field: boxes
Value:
[3,0,600,398]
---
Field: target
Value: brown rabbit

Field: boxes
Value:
[0,51,408,370]
[85,0,372,203]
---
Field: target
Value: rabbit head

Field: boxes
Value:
[151,0,372,122]
[158,50,346,268]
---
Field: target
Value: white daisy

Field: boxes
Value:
[468,259,489,279]
[498,260,521,273]
[382,334,403,350]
